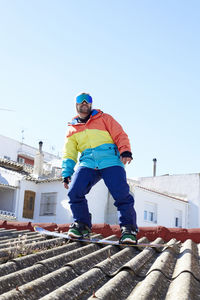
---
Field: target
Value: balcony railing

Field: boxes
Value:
[0,210,16,220]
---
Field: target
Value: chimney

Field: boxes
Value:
[153,158,157,177]
[39,141,43,153]
[33,141,44,177]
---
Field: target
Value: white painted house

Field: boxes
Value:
[0,134,60,168]
[128,180,188,228]
[105,180,188,228]
[0,135,109,224]
[0,156,192,228]
[0,134,196,228]
[132,174,200,228]
[0,159,108,224]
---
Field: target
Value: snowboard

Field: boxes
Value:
[34,226,171,248]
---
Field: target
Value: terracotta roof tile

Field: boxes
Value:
[0,158,32,173]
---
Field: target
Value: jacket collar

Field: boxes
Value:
[69,109,102,125]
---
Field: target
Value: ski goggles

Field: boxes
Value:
[76,94,93,104]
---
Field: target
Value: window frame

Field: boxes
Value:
[39,192,57,216]
[143,202,157,224]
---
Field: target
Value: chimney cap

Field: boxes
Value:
[38,141,43,153]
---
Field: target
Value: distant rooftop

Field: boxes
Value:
[0,157,62,183]
[128,179,187,203]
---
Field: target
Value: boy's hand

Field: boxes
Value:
[120,157,132,165]
[63,182,69,189]
[63,177,71,189]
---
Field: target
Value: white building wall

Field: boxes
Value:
[135,174,200,228]
[0,189,15,212]
[0,162,109,224]
[134,187,188,228]
[0,160,194,228]
[104,185,188,228]
[17,180,39,221]
[0,135,19,161]
[32,181,72,224]
[0,134,59,163]
[104,192,118,225]
[0,168,23,187]
[0,167,22,216]
[87,180,109,224]
[17,178,108,224]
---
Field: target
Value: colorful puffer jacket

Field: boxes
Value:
[62,109,132,178]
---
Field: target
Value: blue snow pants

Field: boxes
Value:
[67,166,137,229]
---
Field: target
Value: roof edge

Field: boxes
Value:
[0,222,200,243]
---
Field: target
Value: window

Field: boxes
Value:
[40,193,57,216]
[18,157,25,164]
[149,211,154,222]
[174,209,182,228]
[4,155,10,160]
[144,202,157,223]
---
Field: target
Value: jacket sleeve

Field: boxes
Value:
[102,113,132,154]
[62,133,78,178]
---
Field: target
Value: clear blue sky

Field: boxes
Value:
[0,1,200,178]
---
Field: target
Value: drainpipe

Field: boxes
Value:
[153,158,157,177]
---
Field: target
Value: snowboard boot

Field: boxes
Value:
[120,225,137,245]
[68,222,91,238]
